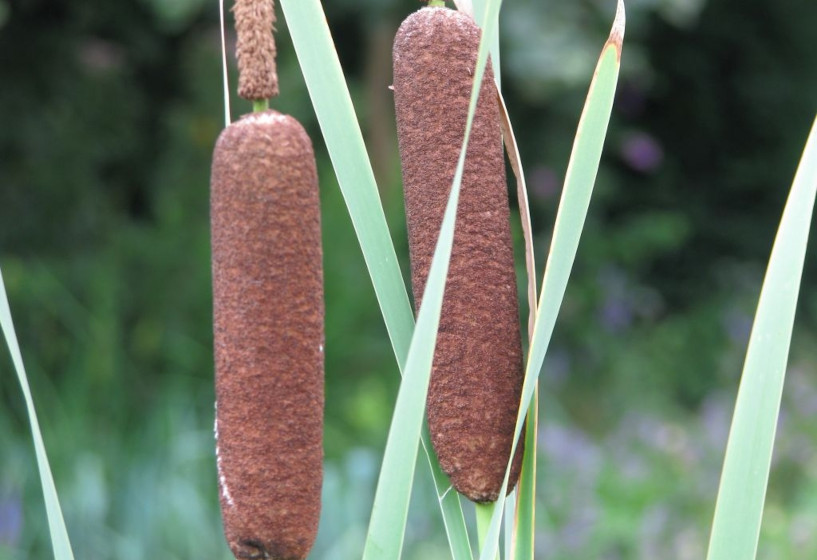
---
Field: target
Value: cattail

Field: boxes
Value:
[211,1,323,558]
[234,0,279,100]
[392,6,524,503]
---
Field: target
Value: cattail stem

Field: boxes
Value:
[253,98,270,112]
[428,0,446,7]
[234,0,279,102]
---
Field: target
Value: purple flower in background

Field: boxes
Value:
[700,395,730,449]
[620,132,664,173]
[600,298,633,332]
[544,347,571,385]
[597,266,634,332]
[788,368,817,417]
[540,424,602,477]
[722,307,752,346]
[0,493,22,547]
[529,166,560,201]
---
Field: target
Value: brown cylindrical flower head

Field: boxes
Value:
[392,6,525,504]
[211,110,323,559]
[234,0,279,100]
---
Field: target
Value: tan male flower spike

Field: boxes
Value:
[234,0,278,100]
[392,3,525,503]
[211,1,323,558]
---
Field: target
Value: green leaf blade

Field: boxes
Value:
[510,393,538,560]
[0,267,75,560]
[279,0,414,366]
[279,2,474,558]
[421,428,474,560]
[706,115,817,560]
[362,177,460,559]
[477,2,625,557]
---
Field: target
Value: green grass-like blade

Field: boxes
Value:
[497,76,539,560]
[477,3,625,558]
[470,0,501,90]
[362,170,460,559]
[476,503,499,560]
[218,0,230,127]
[0,267,75,560]
[706,115,817,560]
[497,86,538,339]
[278,0,413,365]
[421,426,475,560]
[278,1,472,558]
[510,391,538,560]
[504,490,515,559]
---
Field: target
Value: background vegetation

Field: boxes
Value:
[1,0,816,557]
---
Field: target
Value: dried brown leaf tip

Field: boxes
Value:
[607,0,626,57]
[234,0,279,100]
[393,7,525,503]
[211,111,324,559]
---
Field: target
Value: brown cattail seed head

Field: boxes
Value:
[234,0,279,100]
[211,110,323,559]
[393,7,525,504]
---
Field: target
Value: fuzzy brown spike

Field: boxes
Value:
[234,0,279,100]
[393,7,525,504]
[211,110,323,559]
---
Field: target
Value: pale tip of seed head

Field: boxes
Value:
[239,111,290,127]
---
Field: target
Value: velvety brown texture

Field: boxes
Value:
[234,0,279,100]
[393,7,525,503]
[210,110,323,559]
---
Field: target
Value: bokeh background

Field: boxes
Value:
[2,0,817,557]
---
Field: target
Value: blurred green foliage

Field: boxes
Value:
[1,0,816,557]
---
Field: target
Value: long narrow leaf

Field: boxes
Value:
[421,426,474,560]
[497,84,539,560]
[706,115,817,560]
[504,490,516,560]
[469,0,500,87]
[510,392,538,559]
[361,0,505,554]
[361,163,460,560]
[497,87,538,337]
[279,0,414,364]
[478,2,625,557]
[218,0,230,127]
[0,267,75,560]
[278,2,472,557]
[476,503,499,560]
